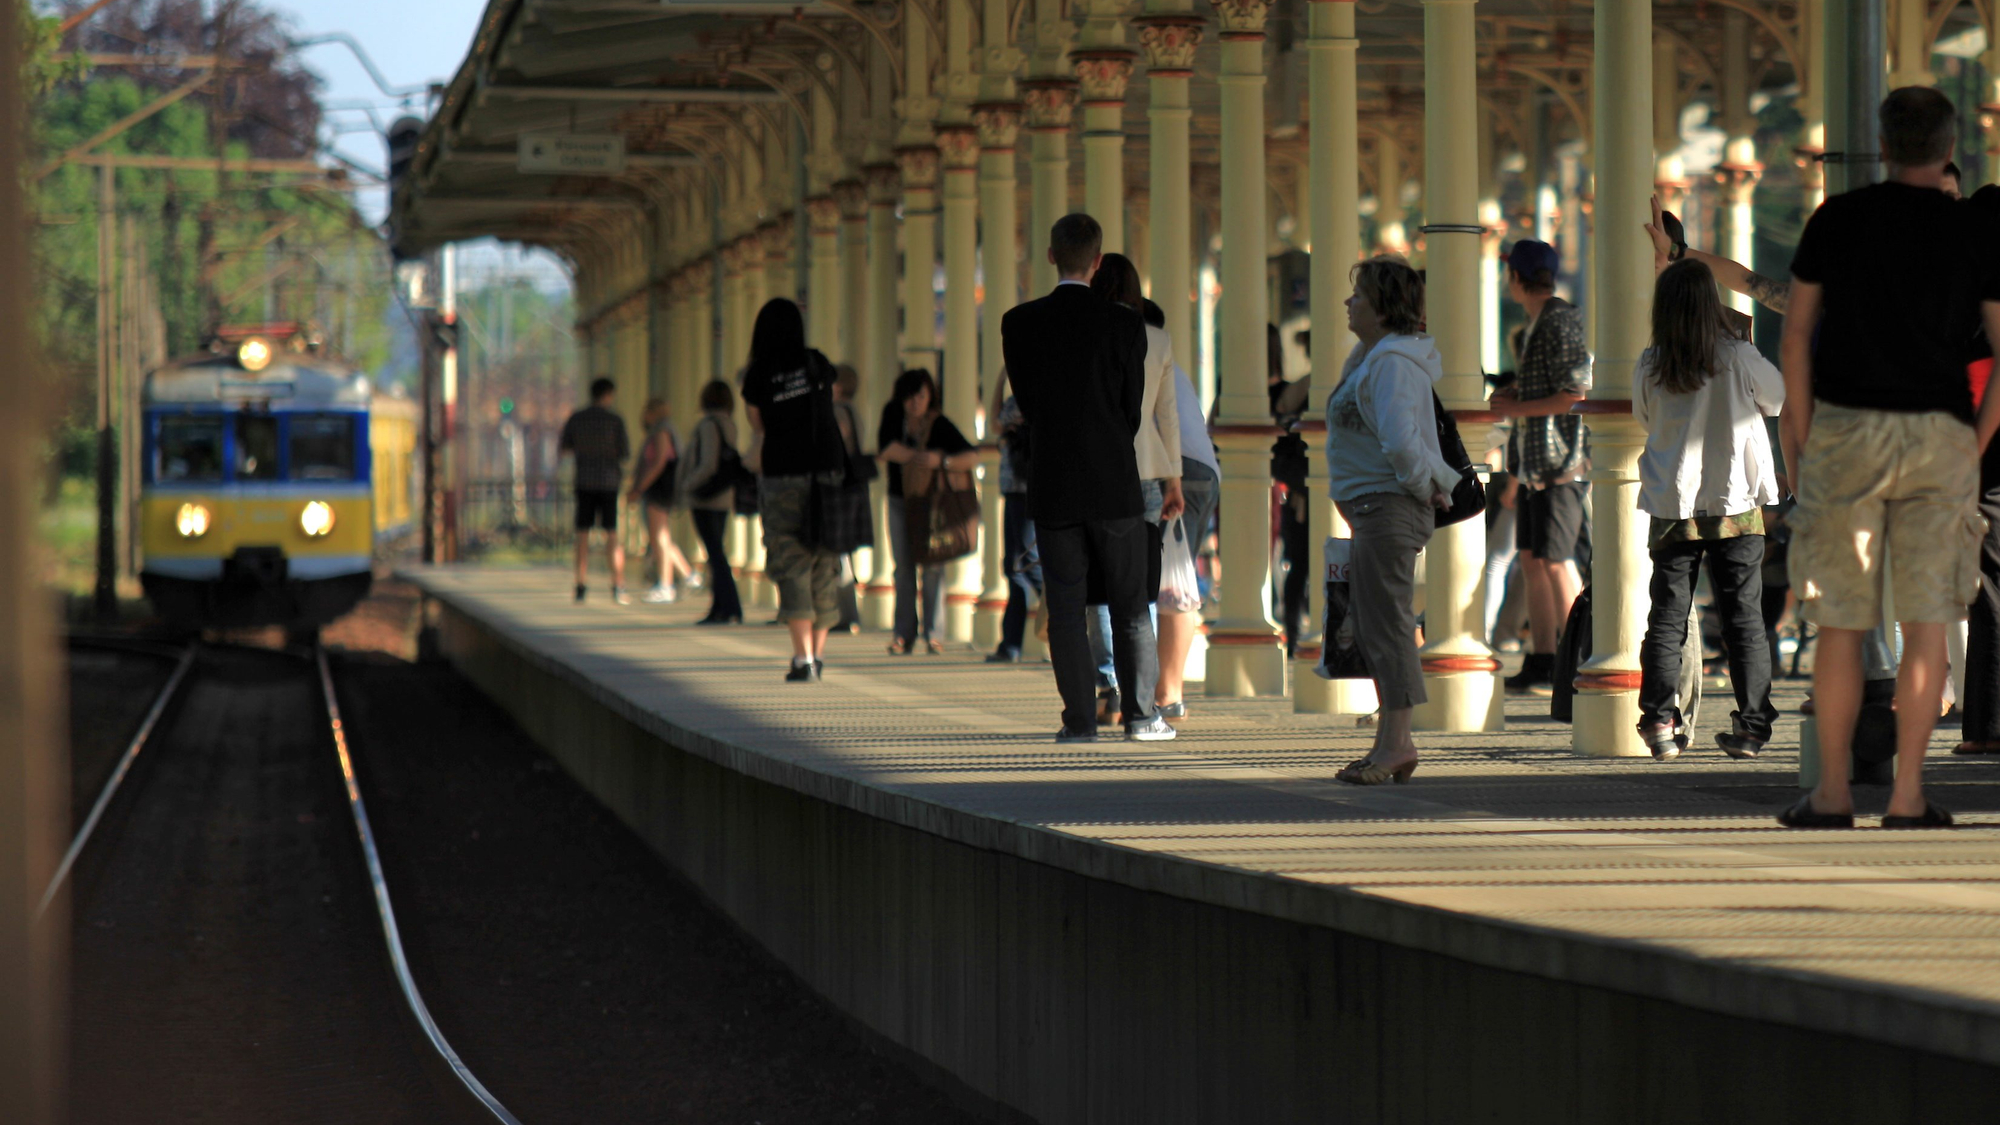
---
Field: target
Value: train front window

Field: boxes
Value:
[235,414,280,481]
[289,414,355,480]
[155,416,224,482]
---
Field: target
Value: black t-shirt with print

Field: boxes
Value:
[740,350,844,476]
[875,398,973,497]
[1791,182,2000,421]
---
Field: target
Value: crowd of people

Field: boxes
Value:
[554,84,2000,821]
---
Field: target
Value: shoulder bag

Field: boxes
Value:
[1431,392,1487,529]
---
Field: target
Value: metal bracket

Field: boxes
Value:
[1417,223,1487,234]
[1815,152,1883,164]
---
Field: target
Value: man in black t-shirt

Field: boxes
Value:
[559,377,631,604]
[1779,87,2000,830]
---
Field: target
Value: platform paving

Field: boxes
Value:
[404,565,2000,1069]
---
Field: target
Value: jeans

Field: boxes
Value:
[1963,476,2000,741]
[1640,535,1778,739]
[888,494,945,642]
[999,494,1041,653]
[1041,516,1159,731]
[1484,506,1519,643]
[1088,480,1165,691]
[692,509,742,621]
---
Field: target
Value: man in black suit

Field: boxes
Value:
[1002,213,1182,742]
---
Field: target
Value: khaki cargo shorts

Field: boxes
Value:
[1789,403,1985,629]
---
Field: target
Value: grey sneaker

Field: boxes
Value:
[1641,723,1683,761]
[1126,716,1178,742]
[1715,731,1763,759]
[1054,726,1097,743]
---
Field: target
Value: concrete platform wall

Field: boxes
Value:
[435,604,2000,1124]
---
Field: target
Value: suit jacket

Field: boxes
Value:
[1000,283,1148,525]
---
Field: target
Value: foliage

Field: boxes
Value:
[32,1,398,449]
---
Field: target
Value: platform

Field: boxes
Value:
[404,565,2000,1124]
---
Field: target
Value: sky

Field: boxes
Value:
[271,0,572,291]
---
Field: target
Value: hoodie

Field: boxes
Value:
[1323,334,1462,505]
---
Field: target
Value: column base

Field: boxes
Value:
[1204,635,1288,698]
[944,594,977,644]
[1294,665,1379,717]
[1414,667,1504,732]
[862,585,896,631]
[1572,691,1648,757]
[972,599,1006,651]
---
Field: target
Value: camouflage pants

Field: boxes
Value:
[759,473,843,628]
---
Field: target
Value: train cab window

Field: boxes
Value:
[235,413,281,481]
[289,414,356,480]
[155,416,224,482]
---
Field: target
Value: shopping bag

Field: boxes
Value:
[1158,517,1201,612]
[1313,537,1372,680]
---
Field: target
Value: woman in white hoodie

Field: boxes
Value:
[1633,259,1785,761]
[1325,256,1460,785]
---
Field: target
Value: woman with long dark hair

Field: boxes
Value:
[741,298,847,681]
[879,367,978,653]
[1633,258,1785,760]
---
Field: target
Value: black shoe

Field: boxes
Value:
[812,659,824,678]
[985,648,1022,664]
[574,584,587,603]
[1777,794,1854,829]
[1881,802,1954,828]
[784,662,820,683]
[695,613,742,626]
[1715,731,1764,760]
[1054,726,1097,743]
[1503,654,1552,695]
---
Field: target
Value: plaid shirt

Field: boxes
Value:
[559,404,630,492]
[1509,298,1592,486]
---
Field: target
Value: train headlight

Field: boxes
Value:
[174,503,211,539]
[299,501,336,538]
[237,337,273,372]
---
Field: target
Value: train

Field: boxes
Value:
[139,324,419,631]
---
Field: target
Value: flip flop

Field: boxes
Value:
[1777,794,1854,829]
[1881,803,1955,829]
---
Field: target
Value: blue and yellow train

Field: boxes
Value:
[139,325,419,630]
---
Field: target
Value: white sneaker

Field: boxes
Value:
[1126,716,1178,742]
[643,585,676,603]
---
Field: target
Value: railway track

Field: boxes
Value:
[60,639,522,1124]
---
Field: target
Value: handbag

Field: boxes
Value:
[1312,537,1371,680]
[805,386,876,553]
[1431,391,1487,528]
[906,466,981,566]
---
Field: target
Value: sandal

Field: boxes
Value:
[1777,794,1854,829]
[886,637,912,655]
[926,638,945,655]
[1881,803,1955,829]
[1336,757,1418,786]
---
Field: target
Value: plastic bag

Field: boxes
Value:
[1313,537,1372,680]
[1158,517,1201,613]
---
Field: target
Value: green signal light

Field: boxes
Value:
[499,397,515,415]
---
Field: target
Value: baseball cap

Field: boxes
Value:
[1506,239,1560,280]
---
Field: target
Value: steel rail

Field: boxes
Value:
[39,644,197,919]
[314,647,524,1125]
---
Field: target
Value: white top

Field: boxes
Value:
[1632,337,1785,520]
[1135,323,1183,480]
[1172,362,1219,474]
[1323,334,1461,504]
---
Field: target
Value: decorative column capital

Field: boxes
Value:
[832,178,868,220]
[972,102,1023,151]
[1071,49,1137,105]
[806,194,843,234]
[1207,0,1272,40]
[863,161,901,203]
[1135,15,1206,77]
[1020,78,1078,131]
[689,257,715,289]
[720,239,750,276]
[936,124,982,171]
[758,217,792,262]
[894,144,940,190]
[1715,161,1764,204]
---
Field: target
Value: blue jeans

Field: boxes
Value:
[888,494,945,642]
[999,493,1041,653]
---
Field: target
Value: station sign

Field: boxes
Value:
[517,133,627,176]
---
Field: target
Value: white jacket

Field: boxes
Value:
[1134,323,1183,480]
[1632,337,1785,520]
[1323,334,1461,504]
